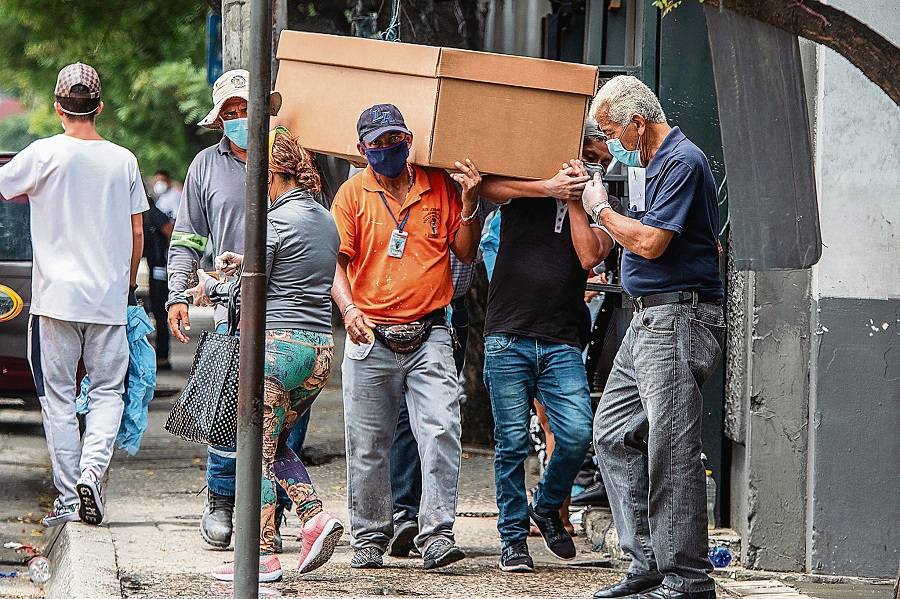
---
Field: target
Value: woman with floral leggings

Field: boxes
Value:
[193,128,342,582]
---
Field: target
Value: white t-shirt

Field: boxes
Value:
[0,134,149,325]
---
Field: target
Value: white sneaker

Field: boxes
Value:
[76,469,104,525]
[42,498,80,527]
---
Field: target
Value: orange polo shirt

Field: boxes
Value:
[331,165,462,325]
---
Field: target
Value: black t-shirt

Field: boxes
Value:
[484,197,590,348]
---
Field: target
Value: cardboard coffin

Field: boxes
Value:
[273,31,599,180]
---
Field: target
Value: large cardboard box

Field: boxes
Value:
[273,31,599,180]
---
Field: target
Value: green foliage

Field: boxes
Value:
[0,0,217,179]
[0,113,39,152]
[652,0,705,16]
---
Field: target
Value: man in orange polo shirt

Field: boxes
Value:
[331,103,481,571]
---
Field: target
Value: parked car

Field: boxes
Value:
[0,151,35,393]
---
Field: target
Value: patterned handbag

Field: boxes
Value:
[164,284,240,446]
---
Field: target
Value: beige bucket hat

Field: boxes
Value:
[198,69,250,129]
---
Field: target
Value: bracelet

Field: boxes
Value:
[342,304,358,318]
[591,202,612,223]
[461,205,479,225]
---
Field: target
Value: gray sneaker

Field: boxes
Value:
[351,546,384,569]
[422,538,465,570]
[76,469,104,525]
[200,489,234,548]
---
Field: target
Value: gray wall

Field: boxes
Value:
[727,0,899,577]
[804,0,900,577]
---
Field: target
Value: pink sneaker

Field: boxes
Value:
[212,554,282,582]
[298,512,344,574]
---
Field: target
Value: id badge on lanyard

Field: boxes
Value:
[388,229,408,258]
[380,191,411,260]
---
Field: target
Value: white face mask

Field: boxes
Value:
[153,181,169,196]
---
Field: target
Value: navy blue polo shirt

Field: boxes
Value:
[621,127,723,299]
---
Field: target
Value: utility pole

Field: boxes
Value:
[220,0,277,597]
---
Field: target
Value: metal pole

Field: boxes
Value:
[233,0,271,595]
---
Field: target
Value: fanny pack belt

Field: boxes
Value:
[373,308,447,354]
[630,291,722,312]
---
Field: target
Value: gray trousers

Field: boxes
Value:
[342,327,462,552]
[28,315,127,505]
[594,302,725,594]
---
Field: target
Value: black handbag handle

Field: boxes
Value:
[226,279,241,337]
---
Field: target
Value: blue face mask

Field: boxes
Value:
[364,139,410,179]
[223,117,249,150]
[605,121,643,168]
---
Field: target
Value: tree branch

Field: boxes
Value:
[704,0,900,107]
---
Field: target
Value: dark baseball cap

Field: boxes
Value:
[55,63,101,99]
[357,103,411,144]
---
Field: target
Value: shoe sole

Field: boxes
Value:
[388,523,418,557]
[76,479,103,525]
[42,511,80,528]
[211,568,283,582]
[200,519,232,549]
[498,559,535,573]
[423,546,466,570]
[298,520,344,574]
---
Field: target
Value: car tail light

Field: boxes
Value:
[0,356,35,391]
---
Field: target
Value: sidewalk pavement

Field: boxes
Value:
[33,308,896,599]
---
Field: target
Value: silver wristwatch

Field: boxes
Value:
[591,201,612,223]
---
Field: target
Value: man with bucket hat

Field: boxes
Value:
[0,62,148,528]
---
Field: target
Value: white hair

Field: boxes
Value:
[590,75,666,126]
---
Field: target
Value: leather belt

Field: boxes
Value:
[630,291,722,312]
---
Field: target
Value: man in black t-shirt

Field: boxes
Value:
[142,198,174,369]
[480,153,614,572]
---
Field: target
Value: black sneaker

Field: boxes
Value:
[422,538,465,570]
[350,546,384,569]
[528,503,576,560]
[388,518,418,557]
[499,541,534,572]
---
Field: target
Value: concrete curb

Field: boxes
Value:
[47,522,120,599]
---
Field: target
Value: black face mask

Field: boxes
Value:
[365,140,410,178]
[584,162,605,179]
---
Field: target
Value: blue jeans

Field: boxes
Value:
[594,302,724,593]
[483,334,592,545]
[207,322,310,503]
[390,300,468,520]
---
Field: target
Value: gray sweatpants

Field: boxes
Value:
[342,327,462,553]
[28,315,127,505]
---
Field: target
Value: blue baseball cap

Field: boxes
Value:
[357,103,411,144]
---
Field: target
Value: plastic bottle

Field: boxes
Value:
[28,556,52,583]
[708,546,732,568]
[705,469,716,530]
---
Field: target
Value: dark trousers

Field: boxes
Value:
[148,276,170,361]
[390,298,468,520]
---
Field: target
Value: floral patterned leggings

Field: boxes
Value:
[259,329,334,555]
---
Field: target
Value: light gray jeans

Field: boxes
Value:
[594,302,725,594]
[342,327,462,552]
[28,315,127,505]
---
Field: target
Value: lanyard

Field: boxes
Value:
[378,191,411,233]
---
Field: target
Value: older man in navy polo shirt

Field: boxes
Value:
[581,76,725,599]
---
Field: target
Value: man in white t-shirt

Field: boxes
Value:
[0,63,148,528]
